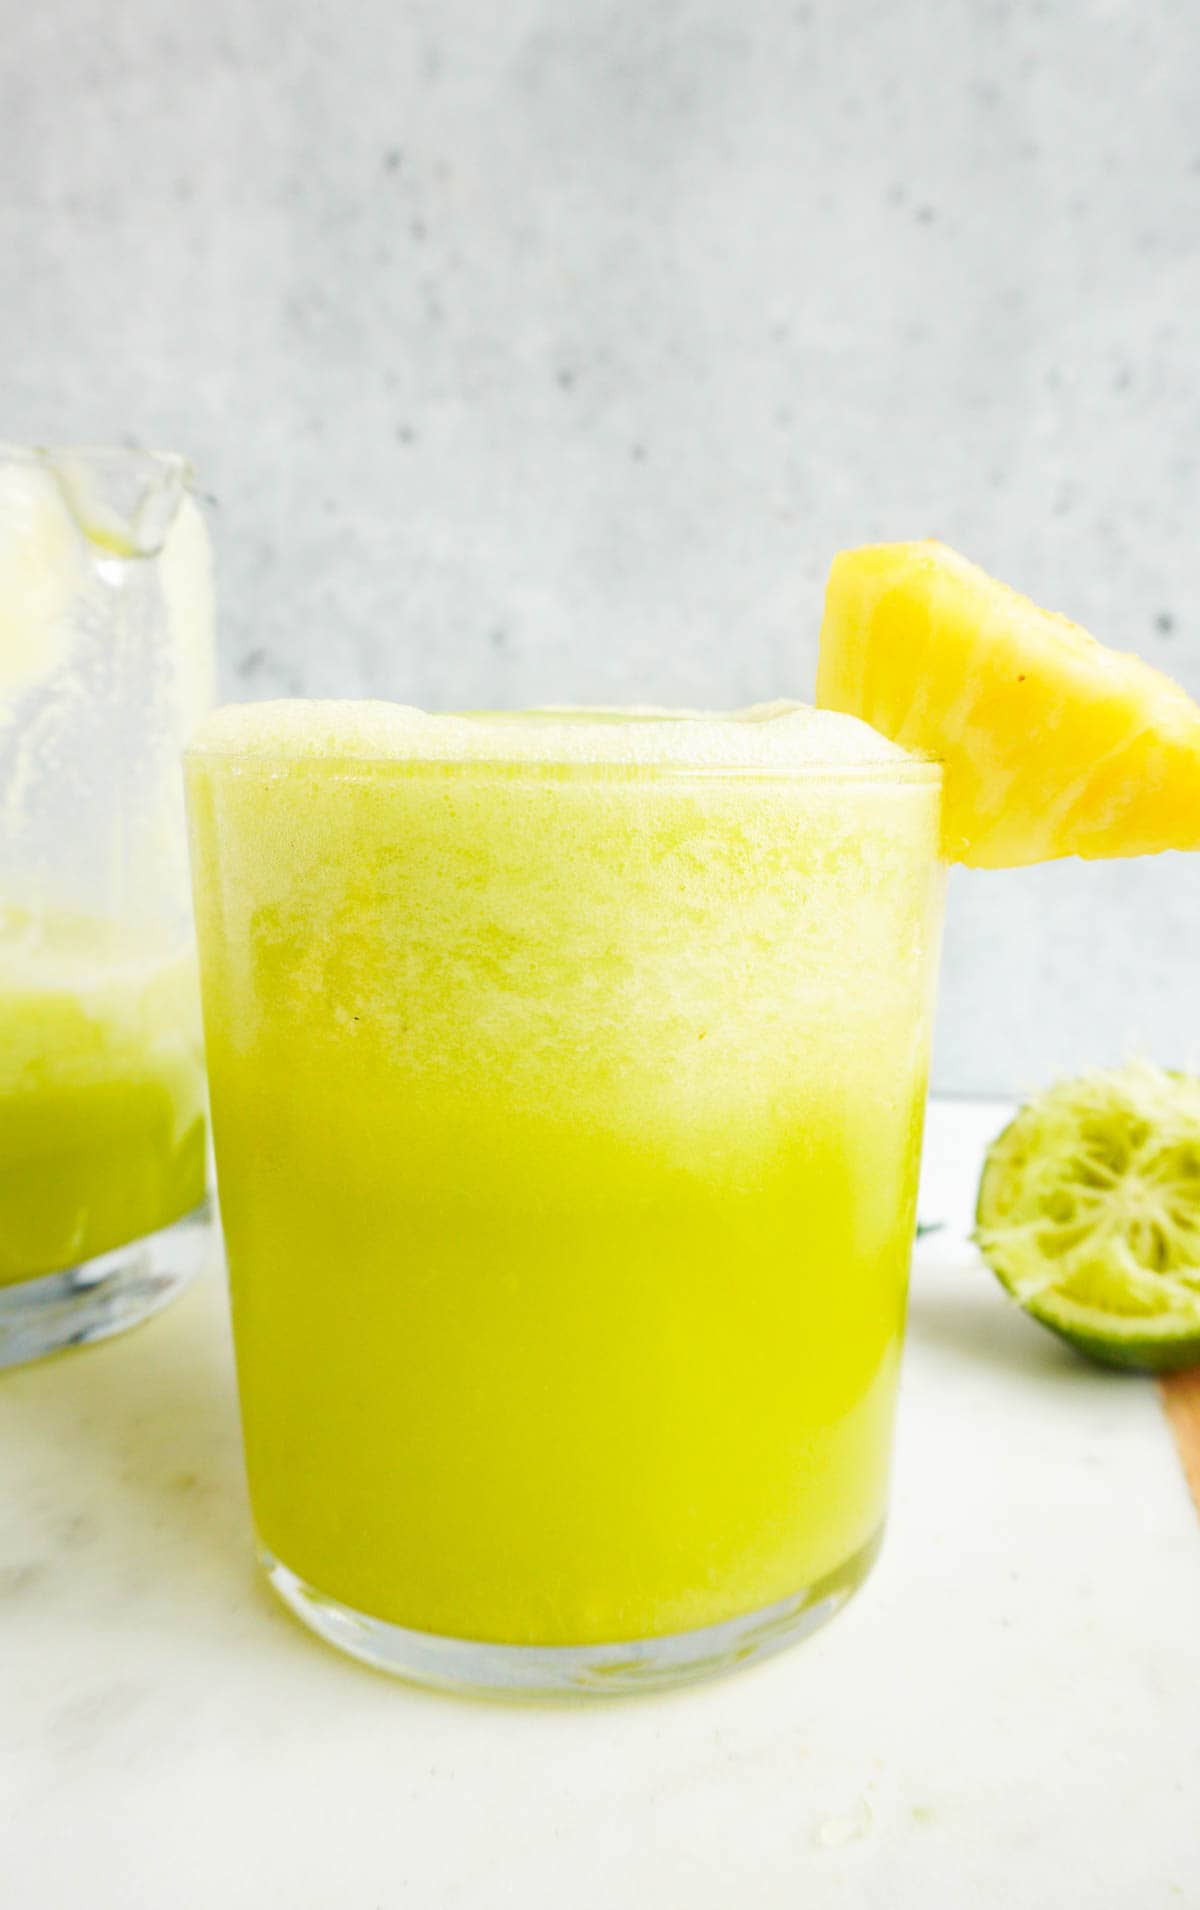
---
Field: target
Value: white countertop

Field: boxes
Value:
[2,1101,1197,1910]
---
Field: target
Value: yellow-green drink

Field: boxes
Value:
[0,446,214,1366]
[0,909,207,1286]
[187,701,943,1694]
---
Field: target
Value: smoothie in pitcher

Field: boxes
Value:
[0,908,207,1284]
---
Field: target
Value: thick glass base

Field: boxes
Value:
[0,1198,212,1371]
[261,1526,882,1698]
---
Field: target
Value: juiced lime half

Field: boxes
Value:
[975,1062,1200,1372]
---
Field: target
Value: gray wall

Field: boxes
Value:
[5,0,1198,1095]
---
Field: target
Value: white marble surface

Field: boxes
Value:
[4,1,1200,1093]
[1,1100,1197,1909]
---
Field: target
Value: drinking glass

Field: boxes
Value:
[186,705,943,1695]
[0,447,214,1367]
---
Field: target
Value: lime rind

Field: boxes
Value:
[975,1061,1200,1373]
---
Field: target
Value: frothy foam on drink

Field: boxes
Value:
[189,699,926,771]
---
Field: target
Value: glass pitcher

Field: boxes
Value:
[0,446,214,1366]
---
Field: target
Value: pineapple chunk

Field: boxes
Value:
[817,540,1200,867]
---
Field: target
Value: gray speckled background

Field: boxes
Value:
[4,0,1198,1093]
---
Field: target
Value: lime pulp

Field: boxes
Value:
[975,1061,1200,1373]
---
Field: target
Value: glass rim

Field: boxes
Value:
[184,746,942,786]
[0,445,200,559]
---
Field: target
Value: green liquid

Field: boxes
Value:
[0,910,207,1283]
[188,723,943,1645]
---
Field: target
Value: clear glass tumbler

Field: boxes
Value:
[0,447,214,1367]
[186,703,944,1696]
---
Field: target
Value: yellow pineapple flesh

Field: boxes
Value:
[816,540,1200,868]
